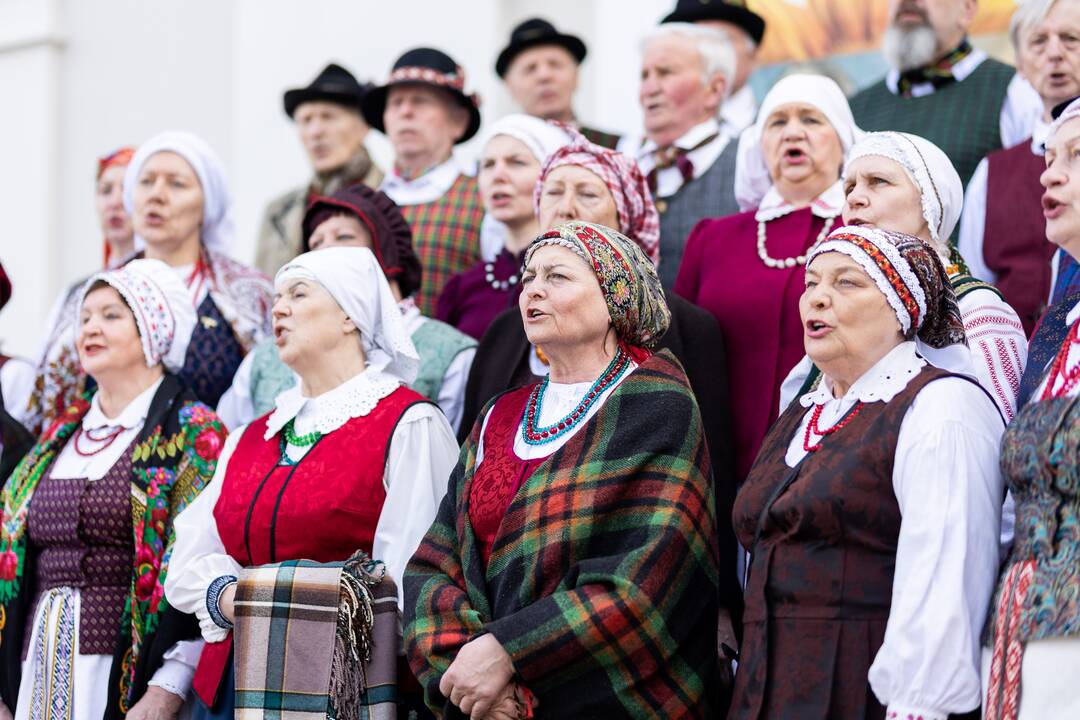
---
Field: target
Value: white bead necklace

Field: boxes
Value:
[484,261,519,291]
[756,215,836,269]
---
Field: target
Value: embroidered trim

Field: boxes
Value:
[800,344,928,407]
[207,574,237,630]
[264,371,402,440]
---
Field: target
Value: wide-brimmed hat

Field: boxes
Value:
[662,0,766,45]
[361,47,481,143]
[495,18,587,78]
[283,63,374,119]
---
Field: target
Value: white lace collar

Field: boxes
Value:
[800,341,926,407]
[264,365,402,440]
[83,376,164,431]
[755,180,845,222]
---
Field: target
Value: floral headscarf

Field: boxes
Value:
[535,131,661,266]
[523,221,670,360]
[808,226,967,352]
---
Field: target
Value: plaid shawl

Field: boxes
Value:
[234,554,398,720]
[404,351,720,718]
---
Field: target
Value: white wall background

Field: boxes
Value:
[0,0,677,357]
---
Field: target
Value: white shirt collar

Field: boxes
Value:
[755,180,845,222]
[264,366,402,439]
[639,117,722,157]
[83,376,164,431]
[1031,116,1051,155]
[800,341,927,407]
[885,46,987,96]
[380,156,464,207]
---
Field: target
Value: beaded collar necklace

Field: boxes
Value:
[521,348,630,445]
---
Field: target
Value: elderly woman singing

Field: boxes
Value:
[166,247,458,718]
[731,226,1005,720]
[0,260,227,720]
[406,221,720,718]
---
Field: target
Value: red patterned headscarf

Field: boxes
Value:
[535,130,661,267]
[97,146,136,180]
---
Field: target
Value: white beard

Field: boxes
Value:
[882,25,939,72]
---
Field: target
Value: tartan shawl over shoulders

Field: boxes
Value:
[404,350,720,718]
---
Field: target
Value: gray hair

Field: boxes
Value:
[1010,0,1071,50]
[641,22,737,94]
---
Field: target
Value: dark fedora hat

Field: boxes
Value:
[662,0,766,45]
[495,18,588,78]
[361,47,482,144]
[283,63,374,119]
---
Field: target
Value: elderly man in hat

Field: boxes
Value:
[959,0,1080,336]
[619,22,740,288]
[362,47,484,315]
[254,63,384,275]
[661,0,766,135]
[849,0,1042,192]
[496,17,621,149]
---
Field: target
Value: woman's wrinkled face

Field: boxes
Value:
[77,285,146,380]
[132,151,205,252]
[519,245,611,351]
[1041,116,1080,258]
[307,213,374,251]
[537,165,620,230]
[842,155,931,241]
[96,164,133,249]
[479,135,542,226]
[271,279,356,370]
[800,252,905,385]
[762,102,844,200]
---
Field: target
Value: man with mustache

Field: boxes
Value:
[618,22,741,288]
[496,18,621,149]
[362,47,484,315]
[254,63,384,275]
[959,0,1080,336]
[849,0,1039,193]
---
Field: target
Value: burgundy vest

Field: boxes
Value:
[730,367,957,720]
[984,140,1055,335]
[25,449,133,657]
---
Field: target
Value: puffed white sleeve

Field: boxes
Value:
[867,378,1005,720]
[215,351,256,432]
[958,158,995,283]
[436,346,476,434]
[164,425,246,643]
[373,402,459,610]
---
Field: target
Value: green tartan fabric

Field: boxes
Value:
[849,58,1014,193]
[400,174,484,315]
[404,351,720,718]
[579,125,622,150]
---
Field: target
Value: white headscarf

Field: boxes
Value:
[274,246,420,384]
[843,131,963,250]
[76,258,197,373]
[477,115,573,261]
[734,74,863,212]
[123,131,235,254]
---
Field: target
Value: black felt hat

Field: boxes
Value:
[661,0,766,45]
[495,18,588,78]
[361,47,482,144]
[283,63,373,119]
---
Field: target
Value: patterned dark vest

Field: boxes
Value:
[1018,292,1080,406]
[984,140,1054,335]
[730,367,962,720]
[849,59,1014,193]
[24,450,133,657]
[657,139,740,288]
[400,174,484,315]
[181,295,246,408]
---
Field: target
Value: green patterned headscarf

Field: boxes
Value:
[523,221,670,360]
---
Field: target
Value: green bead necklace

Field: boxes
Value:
[279,418,323,465]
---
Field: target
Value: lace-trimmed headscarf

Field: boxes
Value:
[524,221,670,361]
[275,246,420,384]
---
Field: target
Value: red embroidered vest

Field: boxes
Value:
[194,384,426,705]
[468,387,546,566]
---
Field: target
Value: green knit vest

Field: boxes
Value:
[250,339,296,418]
[409,318,476,402]
[849,59,1014,190]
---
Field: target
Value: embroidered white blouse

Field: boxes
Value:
[165,367,459,643]
[786,341,1005,720]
